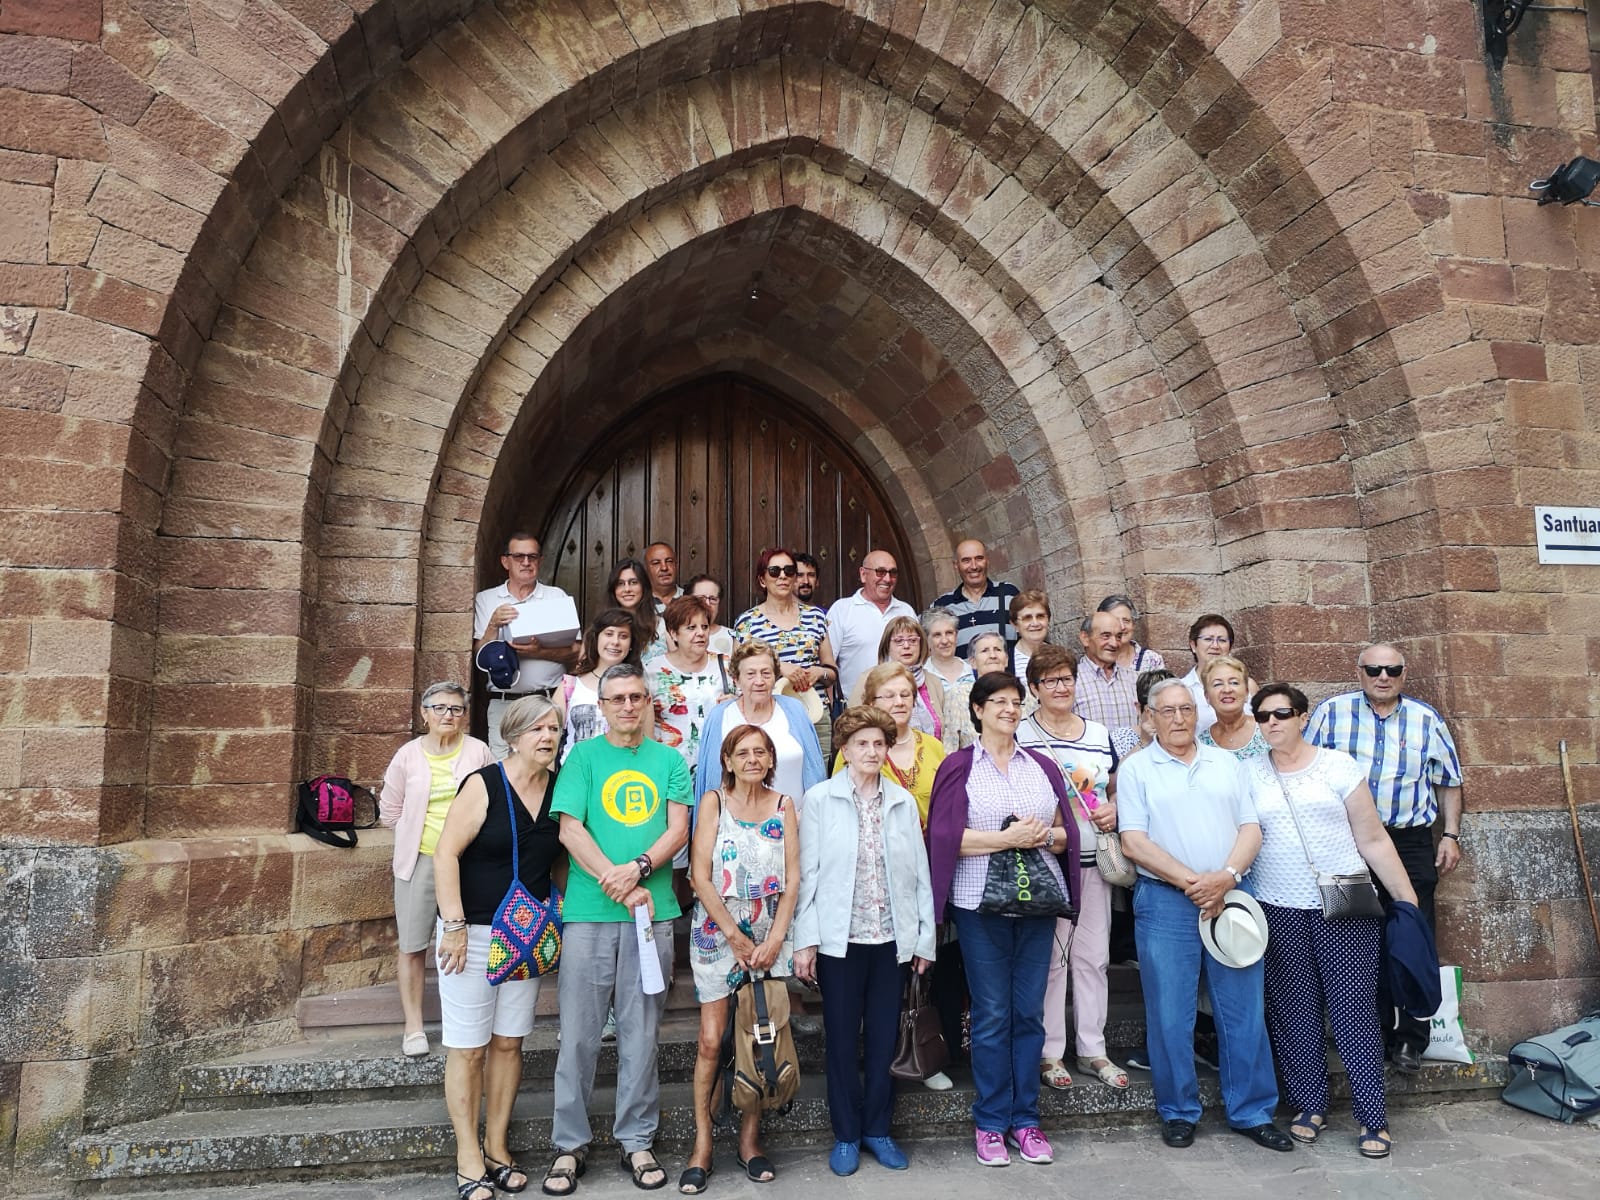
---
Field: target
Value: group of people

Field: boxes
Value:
[373,532,1464,1198]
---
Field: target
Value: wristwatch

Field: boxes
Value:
[635,854,654,880]
[1225,866,1244,885]
[1441,832,1460,843]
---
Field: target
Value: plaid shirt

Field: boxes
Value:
[1305,691,1464,828]
[1073,657,1140,731]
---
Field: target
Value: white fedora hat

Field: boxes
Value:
[1199,889,1269,968]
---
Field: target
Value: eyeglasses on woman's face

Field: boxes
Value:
[1036,675,1073,692]
[424,703,466,716]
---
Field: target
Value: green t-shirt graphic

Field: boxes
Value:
[550,735,692,922]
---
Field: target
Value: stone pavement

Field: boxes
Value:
[135,1102,1598,1200]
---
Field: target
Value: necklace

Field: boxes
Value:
[1032,710,1083,742]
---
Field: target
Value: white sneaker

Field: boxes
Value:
[922,1071,953,1091]
[602,1011,617,1041]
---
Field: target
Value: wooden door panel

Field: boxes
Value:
[541,375,917,621]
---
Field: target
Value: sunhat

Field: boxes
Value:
[1199,889,1269,968]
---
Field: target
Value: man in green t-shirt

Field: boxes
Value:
[546,663,691,1194]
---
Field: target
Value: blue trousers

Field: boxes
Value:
[950,907,1053,1133]
[816,941,901,1142]
[1133,878,1278,1127]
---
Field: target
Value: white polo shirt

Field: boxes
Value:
[472,581,574,692]
[826,589,916,699]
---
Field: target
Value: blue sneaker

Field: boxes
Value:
[829,1141,860,1176]
[862,1136,908,1170]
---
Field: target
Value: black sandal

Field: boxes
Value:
[736,1155,775,1183]
[541,1150,587,1197]
[621,1148,668,1191]
[458,1172,495,1200]
[677,1165,713,1194]
[485,1153,529,1193]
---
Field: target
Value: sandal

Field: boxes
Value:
[458,1173,495,1200]
[621,1148,668,1191]
[1039,1059,1073,1090]
[1358,1127,1392,1159]
[1290,1111,1326,1145]
[1075,1056,1130,1090]
[541,1150,587,1197]
[677,1165,713,1195]
[737,1154,776,1182]
[485,1153,529,1193]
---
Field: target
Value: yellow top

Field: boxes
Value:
[416,743,463,857]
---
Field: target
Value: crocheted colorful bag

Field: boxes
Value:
[486,762,563,985]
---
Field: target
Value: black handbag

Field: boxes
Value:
[889,970,949,1081]
[978,816,1075,919]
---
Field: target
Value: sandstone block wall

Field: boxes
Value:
[2,0,1599,1176]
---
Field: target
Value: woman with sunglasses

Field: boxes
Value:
[379,681,496,1058]
[1244,683,1418,1160]
[733,548,839,746]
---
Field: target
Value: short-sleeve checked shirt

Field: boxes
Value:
[949,744,1067,909]
[1305,691,1463,828]
[1073,658,1139,730]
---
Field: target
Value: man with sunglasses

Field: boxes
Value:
[826,549,916,698]
[1306,643,1464,1074]
[472,532,581,757]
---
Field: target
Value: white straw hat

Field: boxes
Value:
[1199,889,1269,968]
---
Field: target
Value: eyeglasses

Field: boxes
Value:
[1361,664,1404,678]
[889,635,922,647]
[1152,704,1196,719]
[867,567,899,578]
[506,552,542,563]
[601,692,649,707]
[1195,634,1230,646]
[424,704,466,716]
[1253,707,1300,724]
[765,564,798,577]
[1037,676,1074,691]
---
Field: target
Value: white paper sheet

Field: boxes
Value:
[506,593,580,645]
[635,903,665,995]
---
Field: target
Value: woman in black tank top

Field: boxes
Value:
[432,696,567,1200]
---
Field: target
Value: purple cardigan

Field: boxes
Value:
[925,744,1083,923]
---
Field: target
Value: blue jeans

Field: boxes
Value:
[950,907,1053,1133]
[1133,878,1278,1127]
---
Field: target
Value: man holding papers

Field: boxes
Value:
[472,532,581,757]
[546,662,692,1195]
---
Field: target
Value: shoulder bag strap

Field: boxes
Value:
[496,762,523,887]
[1024,727,1092,828]
[750,971,780,1097]
[1266,755,1323,877]
[716,653,730,695]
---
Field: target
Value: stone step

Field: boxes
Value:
[70,1056,1511,1188]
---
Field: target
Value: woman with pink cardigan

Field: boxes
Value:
[380,681,495,1056]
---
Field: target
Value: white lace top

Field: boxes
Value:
[1246,748,1369,909]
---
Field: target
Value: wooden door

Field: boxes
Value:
[542,376,918,619]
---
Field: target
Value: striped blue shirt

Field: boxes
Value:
[1305,692,1463,828]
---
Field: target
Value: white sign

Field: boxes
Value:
[1535,506,1600,565]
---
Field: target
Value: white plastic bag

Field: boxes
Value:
[1423,965,1475,1064]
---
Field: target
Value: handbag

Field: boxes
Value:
[711,972,800,1116]
[295,775,377,849]
[978,816,1075,919]
[485,763,563,985]
[1028,726,1137,888]
[890,970,949,1081]
[1269,760,1385,920]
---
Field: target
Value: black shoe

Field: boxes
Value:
[1234,1123,1294,1152]
[1391,1043,1423,1074]
[1161,1120,1196,1148]
[1126,1046,1151,1071]
[1193,1030,1221,1072]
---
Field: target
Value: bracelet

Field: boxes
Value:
[441,919,468,932]
[1441,832,1460,842]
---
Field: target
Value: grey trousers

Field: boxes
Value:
[551,919,675,1153]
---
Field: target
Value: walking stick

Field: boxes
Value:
[1559,739,1600,955]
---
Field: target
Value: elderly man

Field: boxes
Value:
[472,532,580,757]
[933,538,1021,657]
[643,542,682,611]
[1073,610,1139,730]
[1307,643,1464,1074]
[545,662,691,1195]
[1117,677,1289,1153]
[826,549,916,698]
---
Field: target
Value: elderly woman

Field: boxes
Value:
[433,697,567,1200]
[968,630,1010,677]
[1015,646,1127,1092]
[695,640,825,808]
[852,662,948,824]
[379,682,495,1057]
[606,557,664,660]
[795,706,936,1176]
[680,724,799,1192]
[647,597,732,775]
[1199,655,1267,759]
[1008,590,1053,687]
[1245,683,1419,1160]
[923,607,976,688]
[926,672,1081,1168]
[685,573,736,658]
[1182,614,1258,733]
[561,608,647,761]
[851,615,966,751]
[1098,594,1167,673]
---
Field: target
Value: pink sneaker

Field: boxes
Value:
[974,1128,1010,1167]
[1007,1127,1054,1164]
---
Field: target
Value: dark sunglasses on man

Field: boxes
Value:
[1361,664,1404,678]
